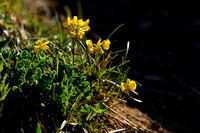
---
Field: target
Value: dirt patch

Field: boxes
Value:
[104,103,170,133]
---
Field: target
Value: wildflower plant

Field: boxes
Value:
[0,1,141,132]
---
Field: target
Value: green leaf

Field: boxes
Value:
[70,86,78,96]
[39,50,45,57]
[60,86,67,103]
[98,121,103,133]
[49,70,56,78]
[83,81,90,92]
[85,92,93,101]
[33,67,42,81]
[94,103,106,115]
[0,86,11,102]
[69,65,75,70]
[80,76,86,81]
[36,122,42,133]
[0,61,3,73]
[1,49,7,56]
[86,111,94,121]
[17,59,30,67]
[21,50,31,59]
[0,37,11,50]
[33,61,39,67]
[16,67,28,85]
[12,86,18,91]
[80,104,93,114]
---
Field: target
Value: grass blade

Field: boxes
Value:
[107,23,125,39]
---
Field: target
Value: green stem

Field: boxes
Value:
[71,39,75,65]
[67,91,84,122]
[107,23,125,39]
[56,12,63,44]
[77,42,84,65]
[49,41,71,61]
[19,38,40,44]
[52,83,56,101]
[56,56,59,76]
[75,38,96,64]
[0,53,9,68]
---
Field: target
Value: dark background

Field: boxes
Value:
[56,0,200,132]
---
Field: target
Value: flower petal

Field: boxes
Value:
[88,47,95,54]
[95,46,104,55]
[86,39,92,45]
[126,78,131,85]
[126,79,137,92]
[34,46,40,53]
[78,19,84,26]
[84,19,90,26]
[121,82,129,93]
[102,39,110,50]
[35,39,43,45]
[78,30,85,39]
[129,81,137,92]
[41,44,49,50]
[63,22,69,28]
[97,39,102,46]
[72,16,78,24]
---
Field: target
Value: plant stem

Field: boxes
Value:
[107,23,125,39]
[56,11,63,44]
[71,39,75,65]
[56,56,59,76]
[52,83,56,101]
[0,53,9,68]
[75,38,96,64]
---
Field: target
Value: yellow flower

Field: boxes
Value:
[86,39,111,55]
[72,16,78,25]
[77,29,85,39]
[78,19,90,27]
[34,40,49,54]
[86,39,93,48]
[34,46,40,54]
[86,39,104,55]
[121,78,137,93]
[95,46,104,55]
[63,16,90,39]
[96,39,102,47]
[102,39,111,50]
[94,39,104,55]
[35,39,43,45]
[86,39,95,54]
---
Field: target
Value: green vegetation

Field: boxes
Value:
[0,0,139,132]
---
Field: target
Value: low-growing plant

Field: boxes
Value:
[0,0,140,132]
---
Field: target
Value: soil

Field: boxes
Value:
[111,103,170,133]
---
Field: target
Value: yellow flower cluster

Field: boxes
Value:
[63,16,90,39]
[121,79,137,93]
[34,39,49,53]
[86,39,111,55]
